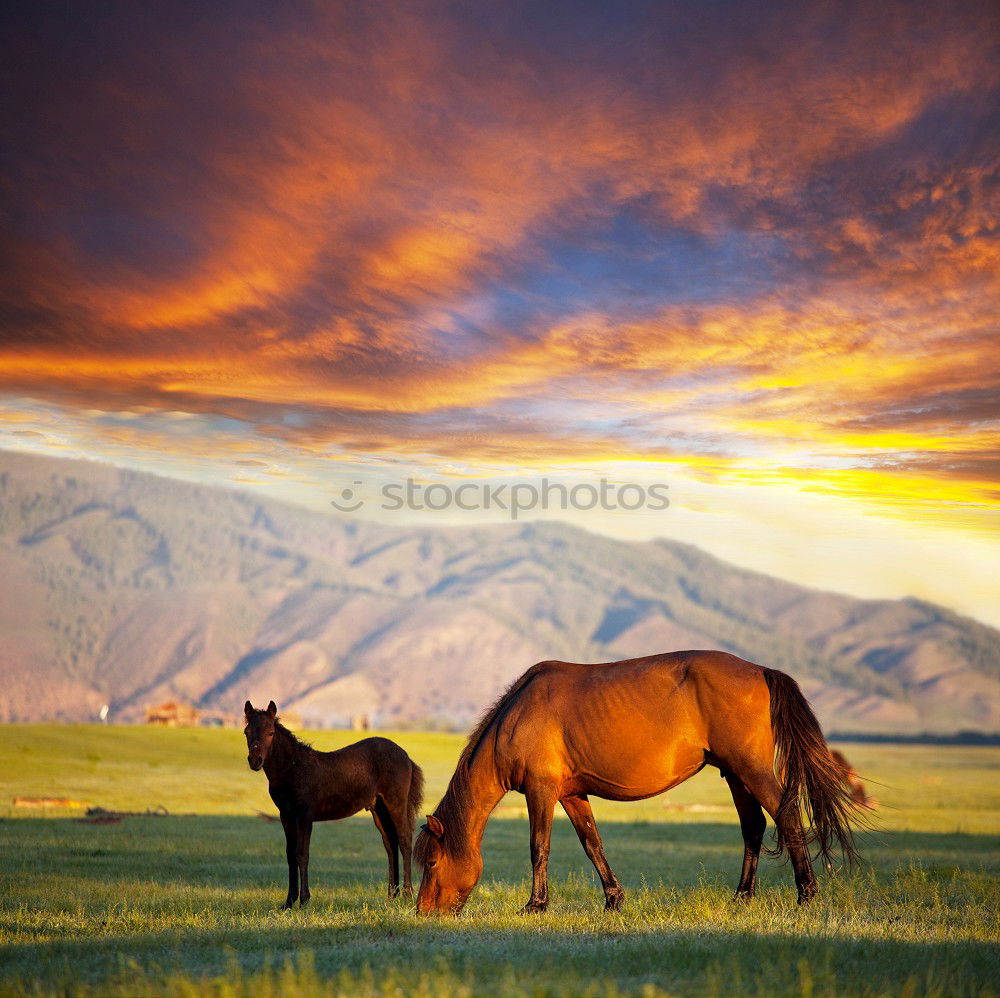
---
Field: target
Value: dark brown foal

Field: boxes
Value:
[244,700,423,907]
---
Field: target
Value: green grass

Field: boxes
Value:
[1,727,997,997]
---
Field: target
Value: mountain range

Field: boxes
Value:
[0,449,996,733]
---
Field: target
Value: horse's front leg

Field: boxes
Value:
[560,794,624,911]
[523,783,557,914]
[297,813,313,907]
[279,812,298,909]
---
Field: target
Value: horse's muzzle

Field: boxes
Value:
[416,890,466,916]
[248,756,263,771]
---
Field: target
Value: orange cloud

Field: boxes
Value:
[1,0,997,536]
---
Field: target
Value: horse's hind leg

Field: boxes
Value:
[400,823,414,898]
[724,774,766,901]
[371,798,401,898]
[560,795,624,911]
[382,794,415,898]
[738,767,818,904]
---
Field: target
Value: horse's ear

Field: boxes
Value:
[266,700,277,718]
[244,700,253,718]
[426,814,445,839]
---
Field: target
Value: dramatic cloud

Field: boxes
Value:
[1,0,998,534]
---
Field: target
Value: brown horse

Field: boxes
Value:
[244,700,423,907]
[414,651,861,915]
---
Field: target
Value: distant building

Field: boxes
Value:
[145,701,199,726]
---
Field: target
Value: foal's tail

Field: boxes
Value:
[407,760,425,832]
[764,668,861,868]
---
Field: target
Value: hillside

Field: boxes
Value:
[0,449,996,733]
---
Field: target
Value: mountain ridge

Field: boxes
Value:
[0,449,996,733]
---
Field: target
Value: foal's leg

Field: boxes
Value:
[523,782,557,914]
[382,793,415,898]
[724,774,766,901]
[400,812,415,899]
[280,811,299,909]
[560,795,624,911]
[739,768,818,904]
[296,814,314,907]
[371,798,401,898]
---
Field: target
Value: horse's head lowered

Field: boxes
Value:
[414,814,483,915]
[244,699,278,771]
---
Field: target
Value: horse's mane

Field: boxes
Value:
[414,663,547,866]
[274,718,312,753]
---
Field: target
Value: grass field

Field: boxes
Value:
[0,726,997,997]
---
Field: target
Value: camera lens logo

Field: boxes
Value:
[330,481,364,513]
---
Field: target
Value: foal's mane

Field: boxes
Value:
[414,664,545,866]
[273,717,312,753]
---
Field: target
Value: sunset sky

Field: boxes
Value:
[1,2,998,624]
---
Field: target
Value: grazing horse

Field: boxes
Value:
[414,651,861,915]
[244,700,423,907]
[831,749,875,807]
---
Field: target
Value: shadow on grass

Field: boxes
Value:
[1,815,996,893]
[2,916,997,997]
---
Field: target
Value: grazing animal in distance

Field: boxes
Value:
[244,700,423,907]
[830,748,875,807]
[415,651,862,915]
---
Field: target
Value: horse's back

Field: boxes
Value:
[347,735,411,758]
[324,736,413,778]
[304,736,415,820]
[519,649,765,711]
[493,651,772,799]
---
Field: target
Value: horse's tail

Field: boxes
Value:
[764,668,860,867]
[407,759,425,832]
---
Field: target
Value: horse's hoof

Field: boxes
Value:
[521,901,548,914]
[733,889,754,904]
[281,903,295,911]
[797,885,818,906]
[604,890,625,912]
